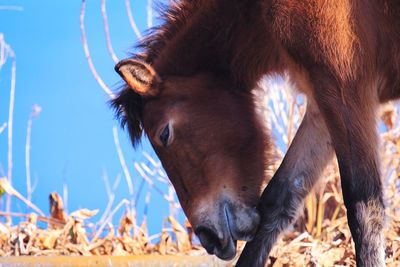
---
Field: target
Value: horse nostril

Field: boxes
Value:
[194,225,221,254]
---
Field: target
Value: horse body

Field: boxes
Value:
[113,1,400,266]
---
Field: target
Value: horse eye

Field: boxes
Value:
[159,124,170,146]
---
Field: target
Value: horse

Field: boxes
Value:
[112,0,400,266]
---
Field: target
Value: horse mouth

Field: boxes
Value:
[213,238,237,260]
[213,205,239,260]
[195,202,260,260]
[195,225,237,260]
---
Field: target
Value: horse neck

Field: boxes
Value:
[153,0,281,91]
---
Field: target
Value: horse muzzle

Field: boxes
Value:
[194,200,260,260]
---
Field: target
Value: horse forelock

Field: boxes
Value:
[110,86,144,147]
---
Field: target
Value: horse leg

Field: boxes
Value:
[237,97,334,267]
[311,75,385,266]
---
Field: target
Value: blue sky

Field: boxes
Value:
[0,1,180,234]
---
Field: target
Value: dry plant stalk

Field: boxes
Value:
[79,0,115,99]
[25,104,42,202]
[0,34,18,223]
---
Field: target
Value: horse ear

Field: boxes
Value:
[115,59,161,97]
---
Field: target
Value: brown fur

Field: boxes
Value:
[113,0,400,265]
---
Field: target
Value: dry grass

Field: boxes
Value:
[0,190,204,258]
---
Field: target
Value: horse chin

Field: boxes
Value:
[213,237,237,260]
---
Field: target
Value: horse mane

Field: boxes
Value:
[111,0,200,147]
[135,0,201,64]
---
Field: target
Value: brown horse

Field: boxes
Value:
[112,0,400,266]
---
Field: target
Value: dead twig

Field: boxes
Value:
[112,126,135,213]
[0,178,44,216]
[80,0,115,99]
[92,199,129,242]
[0,6,23,11]
[101,0,119,63]
[25,105,42,202]
[124,0,142,40]
[5,43,16,224]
